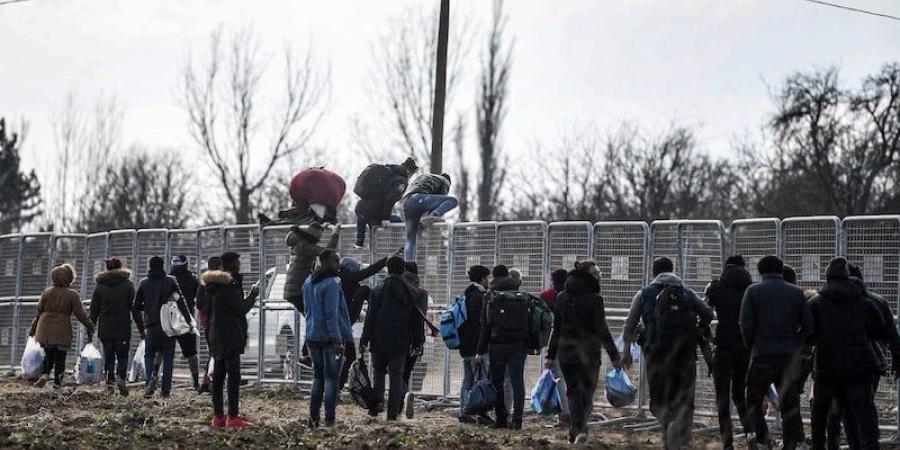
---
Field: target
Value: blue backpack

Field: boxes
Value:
[440,294,468,349]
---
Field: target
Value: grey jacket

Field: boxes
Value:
[623,272,713,344]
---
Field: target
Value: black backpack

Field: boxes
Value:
[486,291,531,343]
[354,164,393,199]
[652,284,697,351]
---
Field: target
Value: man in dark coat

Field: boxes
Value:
[204,252,259,428]
[809,257,887,450]
[458,265,491,424]
[336,255,388,390]
[169,254,202,390]
[739,255,813,450]
[705,255,753,450]
[133,256,186,399]
[360,256,425,421]
[89,256,137,396]
[354,158,418,247]
[545,261,621,444]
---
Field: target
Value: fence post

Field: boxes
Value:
[257,224,267,385]
[5,236,23,376]
[442,225,454,401]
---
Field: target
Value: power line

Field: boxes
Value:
[799,0,900,22]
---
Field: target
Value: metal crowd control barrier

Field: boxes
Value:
[1,216,900,436]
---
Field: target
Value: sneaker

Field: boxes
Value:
[354,239,366,249]
[33,374,49,388]
[458,415,476,424]
[225,416,251,428]
[419,213,443,228]
[574,433,588,444]
[475,414,495,426]
[197,384,210,395]
[117,378,129,397]
[144,376,158,399]
[404,392,415,419]
[211,415,226,427]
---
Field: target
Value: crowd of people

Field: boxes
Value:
[23,156,900,450]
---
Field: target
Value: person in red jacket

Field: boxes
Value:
[538,269,568,311]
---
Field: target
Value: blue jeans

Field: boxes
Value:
[308,342,342,422]
[144,325,175,394]
[402,193,458,260]
[355,214,401,244]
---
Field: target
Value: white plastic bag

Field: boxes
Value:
[161,292,195,337]
[128,340,146,383]
[74,343,103,384]
[615,334,641,364]
[20,337,45,380]
[207,356,215,378]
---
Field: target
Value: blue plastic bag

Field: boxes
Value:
[605,368,637,408]
[530,369,561,415]
[464,363,497,416]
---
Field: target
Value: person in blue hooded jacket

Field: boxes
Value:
[301,249,353,428]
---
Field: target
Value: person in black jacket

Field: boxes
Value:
[458,265,491,424]
[545,261,621,444]
[705,255,753,450]
[204,252,260,428]
[809,257,887,450]
[133,256,186,399]
[354,158,418,247]
[739,255,813,450]
[169,254,201,390]
[360,256,425,421]
[89,257,138,396]
[476,265,530,430]
[336,254,389,391]
[195,256,222,395]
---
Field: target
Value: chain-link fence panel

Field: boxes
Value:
[548,222,593,273]
[223,225,262,379]
[448,222,497,400]
[51,235,86,294]
[199,227,225,266]
[371,224,405,286]
[842,215,900,428]
[594,222,650,313]
[338,224,370,265]
[414,222,450,398]
[168,230,200,273]
[730,218,781,283]
[650,220,680,274]
[782,216,840,292]
[0,300,15,372]
[20,234,52,297]
[0,235,20,301]
[260,225,304,387]
[135,230,168,276]
[107,230,136,274]
[83,233,108,300]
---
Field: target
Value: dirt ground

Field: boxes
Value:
[0,378,896,450]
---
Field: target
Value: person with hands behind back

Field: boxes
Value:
[302,249,353,428]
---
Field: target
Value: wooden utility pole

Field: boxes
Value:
[430,0,450,174]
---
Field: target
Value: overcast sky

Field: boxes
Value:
[2,0,899,185]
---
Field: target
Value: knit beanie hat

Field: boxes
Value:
[825,257,850,281]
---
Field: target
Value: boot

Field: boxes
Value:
[144,376,158,399]
[117,376,129,397]
[188,356,200,391]
[33,374,49,388]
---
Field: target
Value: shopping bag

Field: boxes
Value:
[160,292,194,337]
[348,355,379,411]
[530,369,561,416]
[605,368,637,408]
[463,363,497,416]
[74,343,103,385]
[20,337,45,380]
[128,340,146,383]
[615,334,641,364]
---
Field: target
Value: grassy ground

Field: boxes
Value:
[0,378,896,449]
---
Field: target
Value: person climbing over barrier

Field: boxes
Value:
[353,157,419,248]
[401,172,457,260]
[621,256,713,450]
[89,257,137,396]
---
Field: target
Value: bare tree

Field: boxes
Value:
[76,149,195,233]
[451,115,471,221]
[0,118,41,233]
[49,93,122,231]
[356,4,473,164]
[180,27,330,224]
[476,0,512,220]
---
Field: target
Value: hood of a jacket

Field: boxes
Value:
[147,268,166,279]
[491,276,519,291]
[564,269,600,296]
[95,268,132,285]
[719,264,752,290]
[340,257,364,273]
[819,279,864,303]
[652,272,684,286]
[201,270,234,290]
[51,264,76,288]
[403,271,420,287]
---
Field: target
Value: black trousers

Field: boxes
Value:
[371,352,407,419]
[338,340,357,391]
[42,345,68,385]
[560,356,601,442]
[746,354,805,448]
[812,373,880,450]
[827,373,880,450]
[403,353,418,390]
[489,343,528,425]
[101,338,130,382]
[646,346,697,450]
[212,353,242,417]
[712,349,752,448]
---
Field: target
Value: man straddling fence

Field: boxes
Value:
[704,255,753,450]
[622,256,713,450]
[402,172,457,260]
[204,252,260,428]
[739,255,812,450]
[545,260,621,444]
[89,257,137,396]
[360,256,425,421]
[353,158,419,248]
